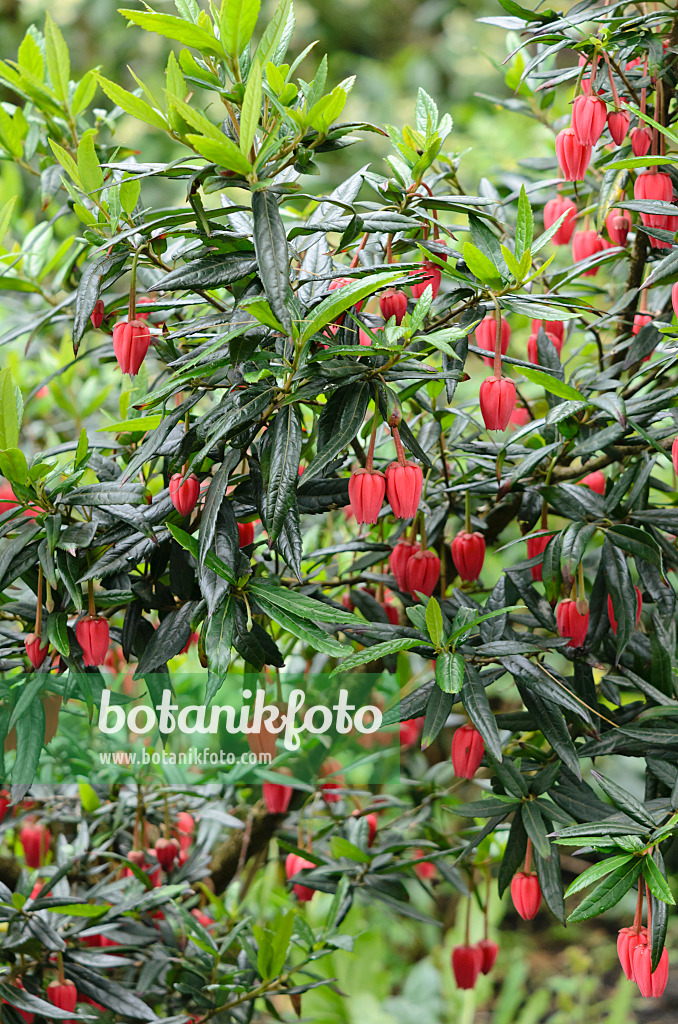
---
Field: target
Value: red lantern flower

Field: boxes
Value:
[531,319,564,345]
[543,196,577,244]
[20,822,50,868]
[405,549,441,599]
[112,319,151,376]
[452,944,483,990]
[349,468,386,525]
[76,616,110,667]
[555,128,592,181]
[238,521,255,547]
[572,230,604,275]
[24,633,48,669]
[571,94,608,145]
[46,979,77,1015]
[451,530,485,581]
[169,473,200,517]
[385,461,423,518]
[633,942,669,998]
[90,298,105,328]
[474,316,511,367]
[155,837,179,871]
[285,853,316,902]
[263,779,293,814]
[389,540,420,591]
[477,938,499,974]
[607,586,642,634]
[617,926,647,980]
[400,717,421,748]
[479,376,516,431]
[556,597,589,648]
[379,289,408,324]
[630,125,652,157]
[451,723,485,779]
[607,109,630,146]
[527,331,561,365]
[176,811,194,851]
[413,849,436,880]
[579,470,605,494]
[409,261,442,299]
[527,533,552,582]
[632,313,652,335]
[606,209,631,247]
[672,435,678,473]
[510,872,542,920]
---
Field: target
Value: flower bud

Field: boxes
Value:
[510,872,542,920]
[169,473,200,517]
[90,299,105,329]
[348,468,386,525]
[571,94,608,145]
[155,837,180,871]
[632,313,652,336]
[47,979,78,1017]
[112,319,151,376]
[477,938,499,974]
[607,586,642,633]
[409,261,441,299]
[451,723,485,779]
[475,316,511,367]
[452,944,483,990]
[543,196,577,244]
[606,209,631,247]
[285,853,316,902]
[630,125,652,157]
[385,461,423,519]
[379,289,408,324]
[451,530,486,581]
[76,616,110,667]
[556,597,589,648]
[607,109,630,146]
[572,230,604,275]
[413,849,436,880]
[20,822,50,868]
[25,633,48,669]
[389,540,419,591]
[405,549,441,599]
[479,376,516,431]
[238,521,255,547]
[527,533,552,582]
[555,128,592,181]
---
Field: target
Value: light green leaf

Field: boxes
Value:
[186,133,252,175]
[44,12,70,103]
[519,366,585,402]
[425,596,444,647]
[94,74,169,130]
[77,131,103,195]
[220,0,261,58]
[240,58,262,157]
[119,10,225,58]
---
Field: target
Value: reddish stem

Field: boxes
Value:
[493,303,503,378]
[633,878,644,933]
[392,424,407,466]
[525,838,533,875]
[365,410,379,473]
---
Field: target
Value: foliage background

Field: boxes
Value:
[0,1,673,1022]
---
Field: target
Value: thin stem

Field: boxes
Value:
[603,51,621,108]
[633,878,644,932]
[525,838,532,874]
[366,405,380,473]
[35,565,43,636]
[128,249,140,321]
[87,579,96,619]
[57,952,65,985]
[419,513,427,551]
[392,424,407,466]
[465,896,472,946]
[491,295,503,378]
[465,490,472,535]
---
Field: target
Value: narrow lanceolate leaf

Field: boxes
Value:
[45,13,70,103]
[461,666,502,761]
[240,58,263,159]
[601,537,636,659]
[304,382,370,480]
[643,855,675,905]
[521,801,551,860]
[564,854,634,898]
[435,651,464,694]
[248,583,358,624]
[220,0,261,57]
[205,595,234,703]
[119,10,225,58]
[300,270,401,342]
[330,637,426,675]
[265,405,302,543]
[425,597,444,647]
[94,74,169,130]
[13,698,45,788]
[251,189,292,332]
[568,858,643,922]
[515,183,533,260]
[421,686,454,749]
[254,592,346,656]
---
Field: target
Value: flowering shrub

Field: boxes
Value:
[0,0,675,1016]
